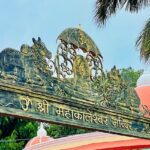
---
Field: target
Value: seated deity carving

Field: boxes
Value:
[73,55,91,90]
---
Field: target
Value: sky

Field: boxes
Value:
[0,0,150,71]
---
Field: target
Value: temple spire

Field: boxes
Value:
[37,123,47,137]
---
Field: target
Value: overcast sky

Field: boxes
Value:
[0,0,150,71]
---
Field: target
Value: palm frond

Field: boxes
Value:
[126,0,150,12]
[136,18,150,62]
[95,0,150,26]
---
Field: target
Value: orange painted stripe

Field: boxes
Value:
[63,139,150,150]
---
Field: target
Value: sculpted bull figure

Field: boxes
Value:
[0,37,53,87]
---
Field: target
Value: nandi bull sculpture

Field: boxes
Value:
[0,37,53,86]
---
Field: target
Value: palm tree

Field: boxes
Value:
[95,0,150,26]
[95,0,150,62]
[136,18,150,62]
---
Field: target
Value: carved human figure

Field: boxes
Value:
[73,55,91,89]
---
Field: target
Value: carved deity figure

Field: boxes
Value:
[73,55,91,89]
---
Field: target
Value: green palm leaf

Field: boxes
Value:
[136,19,150,62]
[95,0,150,26]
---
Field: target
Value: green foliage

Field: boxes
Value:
[136,19,150,62]
[0,117,38,150]
[94,1,150,62]
[46,124,89,138]
[0,130,24,150]
[120,67,142,87]
[95,0,150,26]
[0,118,89,150]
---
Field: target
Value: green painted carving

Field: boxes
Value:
[57,27,101,57]
[0,27,149,139]
[92,66,140,113]
[20,37,54,87]
[55,28,103,80]
[73,55,91,89]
